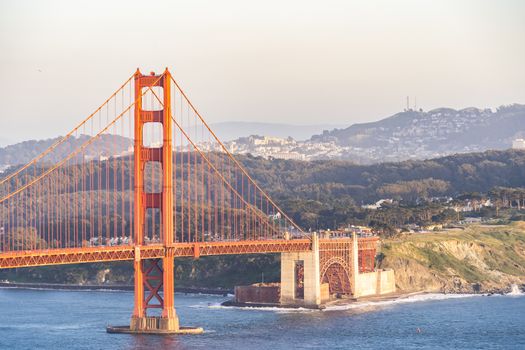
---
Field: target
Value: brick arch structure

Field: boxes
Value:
[319,240,354,296]
[320,257,352,295]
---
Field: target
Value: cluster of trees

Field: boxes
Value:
[4,148,525,243]
[4,148,525,285]
[234,149,525,234]
[241,149,525,205]
[489,187,525,210]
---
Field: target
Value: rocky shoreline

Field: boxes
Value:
[224,286,525,312]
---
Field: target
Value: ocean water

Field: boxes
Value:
[0,288,524,350]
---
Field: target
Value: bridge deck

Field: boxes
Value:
[0,239,313,269]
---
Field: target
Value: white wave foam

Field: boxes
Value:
[189,302,315,313]
[189,293,490,314]
[323,293,482,312]
[507,284,524,296]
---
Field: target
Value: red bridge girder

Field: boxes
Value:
[0,237,378,270]
[0,239,313,269]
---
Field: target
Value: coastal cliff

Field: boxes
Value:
[379,222,525,293]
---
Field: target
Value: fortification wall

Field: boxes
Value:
[354,269,396,297]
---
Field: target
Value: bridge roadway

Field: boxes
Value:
[0,237,379,269]
[0,239,313,269]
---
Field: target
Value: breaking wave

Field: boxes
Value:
[323,293,482,312]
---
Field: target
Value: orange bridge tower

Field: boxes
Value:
[129,69,179,332]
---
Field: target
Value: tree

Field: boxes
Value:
[3,227,46,251]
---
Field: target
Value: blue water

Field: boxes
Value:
[0,288,524,350]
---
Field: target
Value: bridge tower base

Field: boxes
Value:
[280,233,323,307]
[129,316,180,333]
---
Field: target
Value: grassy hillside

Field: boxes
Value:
[380,222,525,293]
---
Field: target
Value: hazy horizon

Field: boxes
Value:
[1,0,524,145]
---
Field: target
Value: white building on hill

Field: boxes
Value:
[512,139,525,149]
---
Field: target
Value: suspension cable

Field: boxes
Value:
[0,74,134,186]
[0,75,163,204]
[169,75,304,234]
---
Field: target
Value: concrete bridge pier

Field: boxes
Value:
[280,233,322,307]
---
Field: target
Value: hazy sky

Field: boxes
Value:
[0,0,524,145]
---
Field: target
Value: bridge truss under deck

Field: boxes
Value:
[0,239,313,269]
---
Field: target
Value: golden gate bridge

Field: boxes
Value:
[0,69,380,334]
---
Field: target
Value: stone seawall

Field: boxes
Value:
[354,269,396,297]
[234,283,280,304]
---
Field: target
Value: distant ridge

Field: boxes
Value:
[3,104,525,167]
[0,135,131,170]
[0,122,342,169]
[207,121,346,141]
[311,104,525,162]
